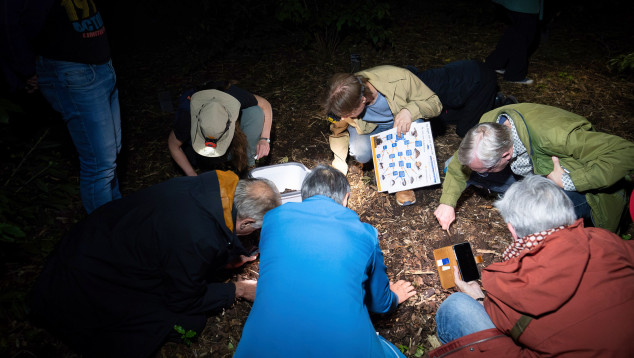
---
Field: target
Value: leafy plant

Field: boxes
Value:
[0,98,24,124]
[414,345,425,357]
[608,52,634,73]
[398,344,408,353]
[276,0,393,53]
[558,72,574,81]
[173,325,197,347]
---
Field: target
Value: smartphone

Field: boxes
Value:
[453,242,480,282]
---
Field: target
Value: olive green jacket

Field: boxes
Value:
[329,65,442,173]
[440,103,634,232]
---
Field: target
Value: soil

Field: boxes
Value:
[3,1,633,357]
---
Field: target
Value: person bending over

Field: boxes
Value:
[435,103,634,233]
[235,165,417,357]
[168,81,273,175]
[29,171,281,357]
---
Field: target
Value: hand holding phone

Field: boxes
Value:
[452,266,485,301]
[453,242,480,282]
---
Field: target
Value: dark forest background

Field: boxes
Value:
[1,0,633,356]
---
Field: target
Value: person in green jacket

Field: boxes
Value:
[434,103,634,233]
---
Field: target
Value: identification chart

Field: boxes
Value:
[371,121,440,193]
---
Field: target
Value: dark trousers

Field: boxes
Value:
[485,9,539,81]
[407,61,498,138]
[439,63,498,137]
[468,166,593,225]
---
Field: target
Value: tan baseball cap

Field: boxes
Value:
[190,89,240,157]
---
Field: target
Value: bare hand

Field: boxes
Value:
[390,280,417,304]
[224,254,258,269]
[25,75,39,93]
[452,266,484,302]
[255,140,270,160]
[234,279,257,301]
[546,156,565,188]
[393,109,413,137]
[434,204,456,230]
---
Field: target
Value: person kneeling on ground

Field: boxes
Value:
[29,170,281,357]
[429,175,634,357]
[321,61,514,207]
[235,164,417,357]
[434,103,634,233]
[168,80,273,176]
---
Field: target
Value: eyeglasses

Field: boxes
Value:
[472,159,502,177]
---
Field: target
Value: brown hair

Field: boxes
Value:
[320,73,370,117]
[227,123,248,173]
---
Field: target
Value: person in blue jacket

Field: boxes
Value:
[235,164,417,357]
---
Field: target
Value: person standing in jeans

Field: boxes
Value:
[1,0,121,213]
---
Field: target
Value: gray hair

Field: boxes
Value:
[458,123,512,168]
[301,164,351,204]
[494,175,577,238]
[234,178,281,229]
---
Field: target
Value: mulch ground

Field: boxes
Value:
[2,1,633,357]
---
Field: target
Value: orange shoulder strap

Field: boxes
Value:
[216,170,239,232]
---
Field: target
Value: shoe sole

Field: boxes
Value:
[507,79,534,85]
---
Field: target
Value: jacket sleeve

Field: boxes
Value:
[365,237,398,314]
[439,152,471,207]
[398,68,443,120]
[557,129,634,192]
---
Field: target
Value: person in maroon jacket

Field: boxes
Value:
[430,175,634,357]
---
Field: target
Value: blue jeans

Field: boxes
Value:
[348,119,425,164]
[36,57,122,213]
[436,292,496,344]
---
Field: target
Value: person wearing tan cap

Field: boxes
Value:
[168,81,273,175]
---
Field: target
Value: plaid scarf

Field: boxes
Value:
[502,226,566,261]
